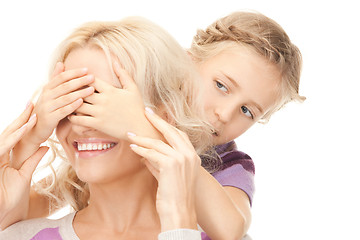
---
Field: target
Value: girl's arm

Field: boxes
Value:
[196,168,251,238]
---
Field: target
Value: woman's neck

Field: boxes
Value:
[74,167,160,235]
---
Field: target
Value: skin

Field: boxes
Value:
[197,46,282,145]
[0,44,282,239]
[0,104,48,230]
[69,44,282,238]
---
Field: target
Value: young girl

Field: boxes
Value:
[1,11,304,239]
[1,16,214,239]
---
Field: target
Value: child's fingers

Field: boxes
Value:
[48,67,89,90]
[67,114,97,129]
[51,62,65,78]
[88,77,114,93]
[74,103,97,117]
[82,93,100,105]
[52,75,94,99]
[113,61,137,90]
[52,98,83,120]
[50,87,94,113]
[19,146,49,180]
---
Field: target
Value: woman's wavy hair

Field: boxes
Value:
[189,11,305,122]
[35,16,215,212]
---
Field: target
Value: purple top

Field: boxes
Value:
[212,140,255,205]
[201,141,255,240]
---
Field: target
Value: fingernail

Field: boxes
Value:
[29,114,37,122]
[145,107,154,114]
[130,144,138,148]
[25,101,32,110]
[127,132,136,137]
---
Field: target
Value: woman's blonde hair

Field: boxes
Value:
[189,11,305,122]
[36,16,215,212]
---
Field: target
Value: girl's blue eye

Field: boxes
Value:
[216,81,228,92]
[241,106,253,119]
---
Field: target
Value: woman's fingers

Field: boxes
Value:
[129,144,164,168]
[0,108,37,156]
[127,133,174,156]
[19,146,49,180]
[1,101,34,136]
[142,158,159,180]
[113,61,137,90]
[144,108,191,150]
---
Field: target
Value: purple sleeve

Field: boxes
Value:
[211,141,255,206]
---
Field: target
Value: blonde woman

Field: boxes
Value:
[1,11,304,239]
[1,17,214,239]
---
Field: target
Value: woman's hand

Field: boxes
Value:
[68,62,159,140]
[0,102,49,230]
[127,107,200,232]
[12,62,95,169]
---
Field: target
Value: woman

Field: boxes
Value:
[0,17,213,239]
[2,11,305,239]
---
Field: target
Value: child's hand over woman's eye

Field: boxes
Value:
[68,62,150,140]
[27,62,95,145]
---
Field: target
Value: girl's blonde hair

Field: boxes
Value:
[189,11,305,122]
[36,16,215,212]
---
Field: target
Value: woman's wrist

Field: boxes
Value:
[159,203,198,232]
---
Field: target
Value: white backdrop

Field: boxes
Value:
[1,0,359,239]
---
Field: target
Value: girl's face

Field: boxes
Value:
[56,46,144,184]
[196,46,282,145]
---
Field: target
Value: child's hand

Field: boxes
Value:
[27,62,95,146]
[68,62,148,140]
[127,108,200,232]
[0,102,49,230]
[11,63,95,170]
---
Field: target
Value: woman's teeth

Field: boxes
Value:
[77,143,115,151]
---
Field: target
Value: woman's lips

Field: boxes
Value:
[73,139,117,158]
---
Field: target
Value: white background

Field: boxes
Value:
[1,0,359,239]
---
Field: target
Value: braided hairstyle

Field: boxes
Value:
[190,11,305,122]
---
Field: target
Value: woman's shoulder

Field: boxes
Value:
[0,212,77,240]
